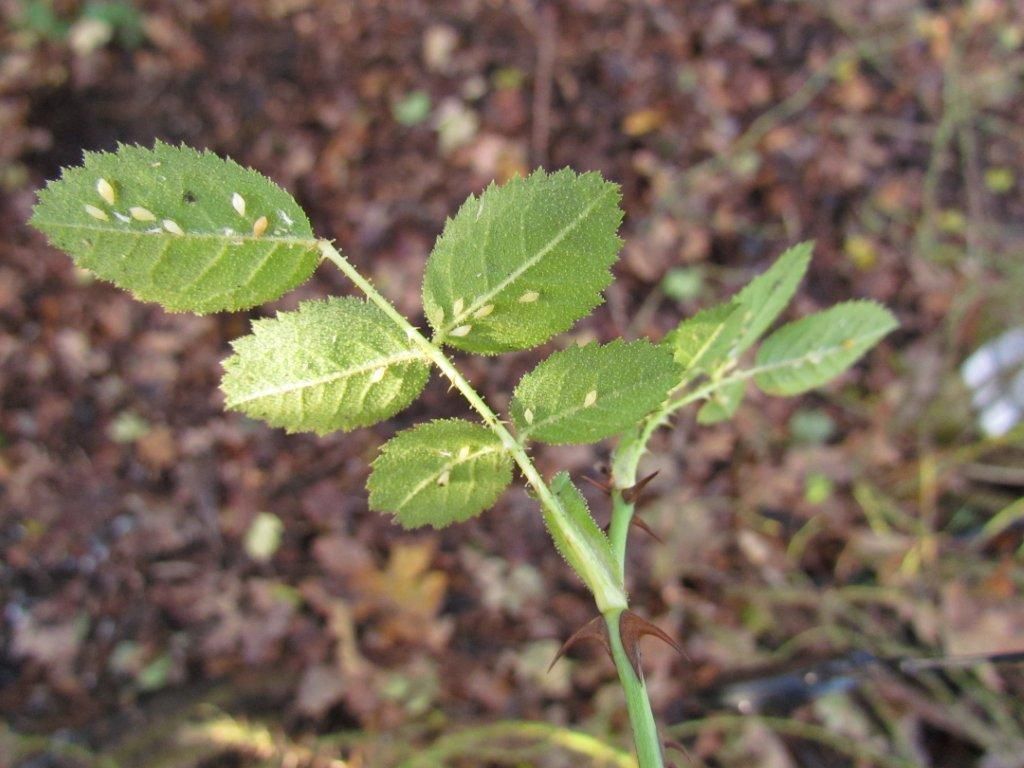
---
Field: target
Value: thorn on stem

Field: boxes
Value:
[548,616,611,671]
[664,738,695,766]
[619,610,685,678]
[581,474,613,495]
[622,470,660,505]
[630,515,663,543]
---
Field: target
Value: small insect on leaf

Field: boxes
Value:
[30,142,320,313]
[84,204,108,221]
[130,206,156,222]
[162,219,184,236]
[221,297,431,435]
[96,178,116,205]
[368,419,513,528]
[423,168,624,354]
[512,340,680,445]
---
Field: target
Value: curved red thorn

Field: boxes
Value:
[619,610,685,677]
[622,470,660,505]
[548,615,611,671]
[664,738,695,764]
[630,515,663,543]
[582,474,614,495]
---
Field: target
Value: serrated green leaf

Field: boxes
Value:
[30,142,319,313]
[221,298,430,435]
[730,241,813,357]
[665,300,745,374]
[367,419,513,528]
[546,472,622,607]
[753,301,897,395]
[511,340,679,445]
[422,168,623,354]
[696,379,745,424]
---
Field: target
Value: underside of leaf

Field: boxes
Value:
[221,298,430,435]
[368,419,513,528]
[30,142,319,313]
[422,168,623,354]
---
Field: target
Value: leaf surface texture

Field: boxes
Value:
[368,419,513,528]
[31,142,319,313]
[729,241,813,357]
[221,298,430,435]
[512,340,679,445]
[422,169,623,354]
[754,301,897,395]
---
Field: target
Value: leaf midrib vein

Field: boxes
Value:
[229,349,426,406]
[443,186,614,333]
[521,372,664,437]
[45,221,318,247]
[751,327,892,378]
[396,444,506,511]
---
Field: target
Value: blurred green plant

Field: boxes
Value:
[392,90,432,126]
[13,0,144,50]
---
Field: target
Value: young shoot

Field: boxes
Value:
[30,142,897,767]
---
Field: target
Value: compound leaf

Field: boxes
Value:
[546,472,622,606]
[368,419,513,528]
[221,298,430,435]
[753,301,897,395]
[512,340,679,445]
[730,241,813,357]
[422,168,623,354]
[30,142,319,313]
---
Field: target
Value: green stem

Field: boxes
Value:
[608,490,633,582]
[603,370,753,762]
[319,241,700,759]
[605,609,664,768]
[318,240,626,612]
[609,370,751,570]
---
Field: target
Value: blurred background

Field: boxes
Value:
[2,1,1023,766]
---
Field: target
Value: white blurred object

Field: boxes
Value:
[961,327,1024,437]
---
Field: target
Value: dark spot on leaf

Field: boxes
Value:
[183,190,197,203]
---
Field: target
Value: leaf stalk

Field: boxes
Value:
[319,240,627,613]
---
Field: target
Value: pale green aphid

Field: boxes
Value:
[30,143,897,768]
